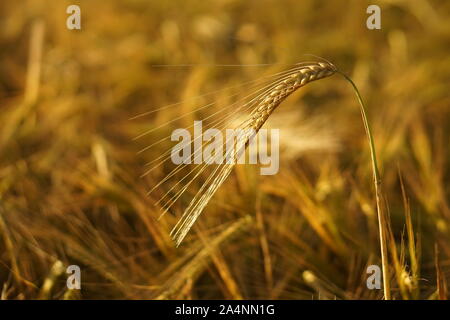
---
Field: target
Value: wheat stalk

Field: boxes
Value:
[338,72,390,299]
[144,59,390,299]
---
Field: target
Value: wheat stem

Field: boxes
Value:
[338,71,391,300]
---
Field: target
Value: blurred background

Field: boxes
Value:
[0,0,449,299]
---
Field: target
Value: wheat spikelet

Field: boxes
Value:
[170,61,337,246]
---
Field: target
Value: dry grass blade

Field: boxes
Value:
[156,216,252,299]
[435,243,448,300]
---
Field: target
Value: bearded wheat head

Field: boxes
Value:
[170,61,337,246]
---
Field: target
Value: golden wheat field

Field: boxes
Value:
[0,0,449,300]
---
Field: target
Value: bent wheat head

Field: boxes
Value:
[170,61,337,246]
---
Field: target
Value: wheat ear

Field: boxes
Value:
[171,62,337,246]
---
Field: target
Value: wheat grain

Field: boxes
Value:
[170,61,337,246]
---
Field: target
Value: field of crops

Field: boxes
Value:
[0,0,449,299]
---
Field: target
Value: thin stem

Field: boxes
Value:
[338,71,391,300]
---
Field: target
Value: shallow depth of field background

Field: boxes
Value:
[0,0,449,299]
